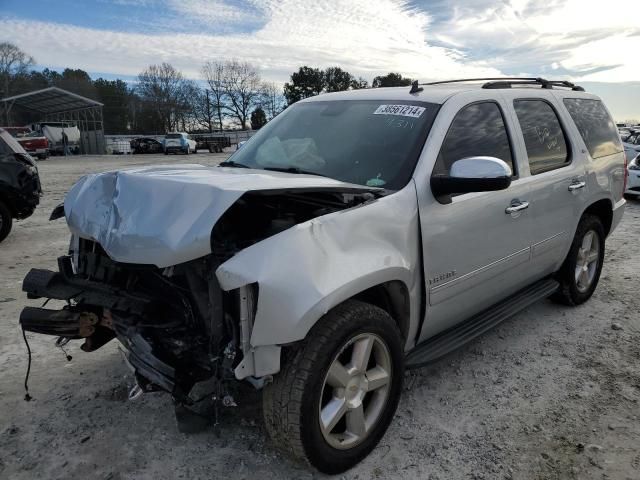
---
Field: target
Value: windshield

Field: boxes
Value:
[228,100,439,190]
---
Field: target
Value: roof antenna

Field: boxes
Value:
[410,80,423,94]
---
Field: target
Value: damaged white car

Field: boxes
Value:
[20,78,626,474]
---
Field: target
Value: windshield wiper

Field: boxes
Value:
[218,160,251,168]
[262,166,328,177]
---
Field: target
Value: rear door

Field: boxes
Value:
[417,96,534,340]
[502,91,586,278]
[561,97,626,206]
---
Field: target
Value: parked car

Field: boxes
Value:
[2,127,50,160]
[624,129,640,146]
[16,131,49,160]
[19,78,625,473]
[625,151,640,198]
[619,128,632,142]
[130,137,164,154]
[163,132,197,154]
[0,129,42,243]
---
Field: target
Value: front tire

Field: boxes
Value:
[0,200,13,243]
[552,214,605,305]
[262,300,404,474]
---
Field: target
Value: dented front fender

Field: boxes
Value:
[216,182,423,349]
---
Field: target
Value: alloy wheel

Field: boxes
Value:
[319,333,392,450]
[574,229,600,293]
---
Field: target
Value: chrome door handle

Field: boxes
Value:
[568,181,586,191]
[505,200,529,214]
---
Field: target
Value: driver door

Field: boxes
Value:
[417,99,534,341]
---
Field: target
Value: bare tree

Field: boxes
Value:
[261,81,284,120]
[136,63,193,132]
[201,61,227,130]
[222,60,263,130]
[0,42,35,123]
[191,87,217,132]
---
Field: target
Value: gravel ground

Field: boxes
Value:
[1,154,639,480]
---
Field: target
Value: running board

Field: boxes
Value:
[405,278,559,368]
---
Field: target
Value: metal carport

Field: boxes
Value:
[0,87,105,154]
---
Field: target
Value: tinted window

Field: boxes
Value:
[230,100,439,190]
[563,98,622,159]
[434,102,513,176]
[166,133,182,139]
[514,100,569,175]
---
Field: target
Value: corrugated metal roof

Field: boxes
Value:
[0,87,103,113]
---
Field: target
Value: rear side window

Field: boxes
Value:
[563,98,622,159]
[514,100,569,175]
[434,102,514,176]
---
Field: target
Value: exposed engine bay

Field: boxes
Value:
[19,188,378,412]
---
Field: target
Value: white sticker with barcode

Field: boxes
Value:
[373,104,426,118]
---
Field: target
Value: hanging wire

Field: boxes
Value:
[21,327,32,401]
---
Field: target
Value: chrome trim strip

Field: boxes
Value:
[429,246,531,306]
[531,231,567,258]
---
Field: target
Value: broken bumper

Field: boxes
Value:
[19,261,190,399]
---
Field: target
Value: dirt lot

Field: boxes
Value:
[1,154,639,480]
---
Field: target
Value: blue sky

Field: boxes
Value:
[2,0,640,119]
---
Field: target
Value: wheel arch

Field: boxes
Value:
[352,280,411,343]
[581,198,613,236]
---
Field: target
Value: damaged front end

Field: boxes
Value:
[20,240,231,402]
[19,179,380,414]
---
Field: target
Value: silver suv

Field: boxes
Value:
[20,78,626,474]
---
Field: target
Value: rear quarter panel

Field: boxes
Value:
[552,91,626,235]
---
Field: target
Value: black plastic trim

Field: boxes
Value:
[405,278,559,368]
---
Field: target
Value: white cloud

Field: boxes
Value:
[0,0,500,84]
[171,0,263,26]
[429,0,640,82]
[2,0,639,85]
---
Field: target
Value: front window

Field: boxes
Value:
[433,101,514,176]
[228,100,439,190]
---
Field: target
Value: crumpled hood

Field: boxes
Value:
[64,164,375,267]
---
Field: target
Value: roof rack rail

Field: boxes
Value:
[414,77,585,92]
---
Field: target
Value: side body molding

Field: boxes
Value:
[216,182,423,349]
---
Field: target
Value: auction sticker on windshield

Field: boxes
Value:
[373,104,426,118]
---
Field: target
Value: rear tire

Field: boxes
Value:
[0,200,13,244]
[262,300,404,474]
[552,214,605,305]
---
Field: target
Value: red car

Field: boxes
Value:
[2,126,49,160]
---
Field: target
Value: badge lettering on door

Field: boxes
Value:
[429,271,456,286]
